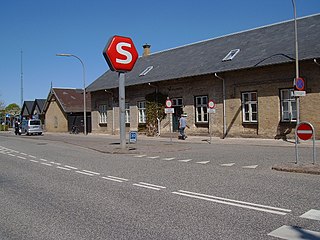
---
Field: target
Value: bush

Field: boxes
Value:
[0,125,8,131]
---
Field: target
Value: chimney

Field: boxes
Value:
[143,44,151,57]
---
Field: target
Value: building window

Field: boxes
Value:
[195,96,208,123]
[172,98,183,106]
[99,104,107,124]
[280,89,297,122]
[125,103,130,124]
[138,101,146,124]
[242,92,258,123]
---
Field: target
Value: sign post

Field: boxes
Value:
[103,35,138,149]
[208,100,216,144]
[295,121,316,164]
[165,99,174,143]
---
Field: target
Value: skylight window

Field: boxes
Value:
[139,66,153,76]
[222,49,240,61]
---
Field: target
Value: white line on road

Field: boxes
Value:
[30,160,39,163]
[40,158,48,162]
[134,155,147,158]
[82,170,100,175]
[268,225,320,239]
[28,155,36,158]
[64,165,78,170]
[138,182,166,189]
[133,183,162,190]
[300,209,320,221]
[172,190,291,215]
[56,166,72,171]
[41,162,52,166]
[147,156,160,159]
[20,152,28,156]
[8,153,15,157]
[17,156,26,160]
[75,171,94,176]
[101,177,123,182]
[220,163,235,167]
[107,176,129,181]
[242,165,258,169]
[196,161,210,164]
[162,157,176,161]
[178,159,192,162]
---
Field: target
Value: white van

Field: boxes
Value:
[21,119,43,135]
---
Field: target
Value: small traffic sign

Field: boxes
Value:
[165,99,172,108]
[297,122,313,140]
[103,35,138,72]
[295,77,305,91]
[208,100,216,109]
[129,131,138,143]
[165,108,174,114]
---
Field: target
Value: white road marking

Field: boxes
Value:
[172,190,291,215]
[11,150,19,153]
[40,158,48,162]
[101,177,123,182]
[17,156,26,160]
[133,183,161,191]
[300,209,320,221]
[178,159,192,162]
[147,156,160,159]
[268,225,320,239]
[56,166,72,171]
[20,152,28,156]
[107,176,129,181]
[30,160,39,163]
[75,171,94,176]
[28,155,36,158]
[134,155,147,158]
[8,154,15,157]
[64,165,78,170]
[242,165,258,169]
[82,170,100,175]
[196,161,210,164]
[138,182,166,189]
[41,162,52,166]
[162,157,176,161]
[220,163,235,167]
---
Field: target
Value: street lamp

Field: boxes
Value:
[56,53,87,135]
[292,0,300,125]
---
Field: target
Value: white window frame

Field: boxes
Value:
[138,101,146,124]
[99,104,107,124]
[242,92,258,123]
[280,89,297,122]
[125,103,130,124]
[195,96,208,123]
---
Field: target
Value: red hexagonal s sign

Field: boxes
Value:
[103,35,138,72]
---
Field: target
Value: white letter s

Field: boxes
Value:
[116,42,132,64]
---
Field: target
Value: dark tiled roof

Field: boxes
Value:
[31,99,46,114]
[87,14,320,92]
[50,88,91,113]
[21,101,34,116]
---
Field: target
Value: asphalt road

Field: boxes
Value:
[0,133,319,239]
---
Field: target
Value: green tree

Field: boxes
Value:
[5,103,21,116]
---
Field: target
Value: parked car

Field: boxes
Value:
[21,119,42,135]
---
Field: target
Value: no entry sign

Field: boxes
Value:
[296,122,313,140]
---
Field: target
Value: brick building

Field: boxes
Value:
[43,88,91,133]
[87,14,320,139]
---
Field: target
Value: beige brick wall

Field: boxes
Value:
[45,100,68,132]
[90,60,320,139]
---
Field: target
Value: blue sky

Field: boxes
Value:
[0,0,319,107]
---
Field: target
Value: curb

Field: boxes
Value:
[272,164,320,175]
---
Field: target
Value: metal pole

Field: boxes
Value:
[295,126,298,164]
[292,0,300,125]
[119,72,126,149]
[170,113,172,143]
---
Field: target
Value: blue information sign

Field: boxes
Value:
[129,131,137,143]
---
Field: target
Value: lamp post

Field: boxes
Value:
[56,53,87,135]
[292,0,300,125]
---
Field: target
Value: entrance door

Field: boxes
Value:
[171,98,183,132]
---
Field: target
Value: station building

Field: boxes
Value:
[87,14,320,139]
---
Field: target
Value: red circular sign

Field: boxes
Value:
[103,35,138,72]
[208,100,215,109]
[297,123,313,140]
[165,99,172,108]
[295,77,305,91]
